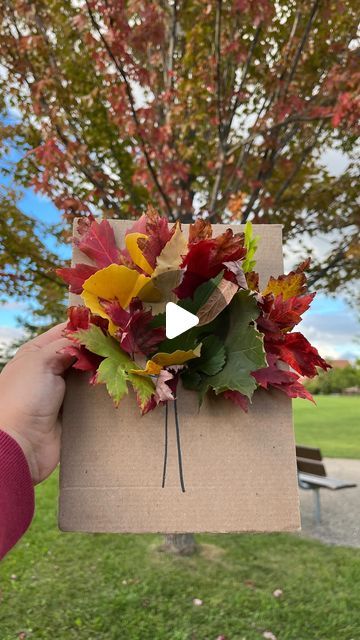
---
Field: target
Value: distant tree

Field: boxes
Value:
[0,0,359,328]
[305,363,360,394]
[0,187,66,332]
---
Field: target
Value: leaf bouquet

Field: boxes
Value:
[58,207,330,417]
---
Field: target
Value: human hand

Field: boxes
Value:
[0,324,74,485]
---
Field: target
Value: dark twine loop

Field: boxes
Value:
[174,397,186,493]
[161,399,186,493]
[161,402,169,489]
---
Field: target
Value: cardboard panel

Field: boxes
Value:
[59,222,301,533]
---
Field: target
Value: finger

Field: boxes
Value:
[17,323,68,354]
[41,337,76,374]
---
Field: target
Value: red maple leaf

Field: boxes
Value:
[265,332,331,378]
[61,344,102,383]
[188,219,213,243]
[65,305,108,333]
[176,229,246,298]
[137,205,173,268]
[100,298,165,355]
[257,292,316,333]
[252,354,314,401]
[62,305,107,381]
[75,218,120,267]
[222,389,249,412]
[268,293,315,331]
[56,263,98,294]
[66,305,91,331]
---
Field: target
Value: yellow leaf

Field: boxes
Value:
[82,264,158,322]
[130,345,202,377]
[262,272,306,301]
[125,233,154,275]
[130,361,163,376]
[152,221,187,278]
[152,345,202,366]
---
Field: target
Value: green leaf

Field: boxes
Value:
[73,325,155,408]
[129,371,157,412]
[242,221,259,274]
[150,272,223,329]
[72,325,133,364]
[96,359,129,406]
[196,290,266,401]
[181,369,202,391]
[154,273,227,353]
[187,335,226,376]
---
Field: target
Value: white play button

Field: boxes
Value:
[165,302,199,339]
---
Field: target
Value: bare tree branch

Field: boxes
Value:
[283,0,321,97]
[215,0,224,147]
[208,0,225,215]
[224,24,261,140]
[307,248,346,288]
[272,122,325,210]
[85,0,174,220]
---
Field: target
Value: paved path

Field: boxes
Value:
[298,458,360,548]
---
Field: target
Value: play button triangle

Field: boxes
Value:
[165,302,199,339]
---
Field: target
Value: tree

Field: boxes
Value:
[0,187,66,333]
[0,0,359,316]
[305,362,360,394]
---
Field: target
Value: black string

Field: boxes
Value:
[174,397,186,493]
[161,402,169,488]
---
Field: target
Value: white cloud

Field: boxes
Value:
[1,300,27,312]
[0,326,25,348]
[299,305,360,361]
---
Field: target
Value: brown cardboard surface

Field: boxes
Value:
[59,222,301,533]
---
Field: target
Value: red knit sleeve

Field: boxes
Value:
[0,430,35,560]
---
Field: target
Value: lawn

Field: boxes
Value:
[1,395,359,639]
[1,470,360,640]
[293,395,360,459]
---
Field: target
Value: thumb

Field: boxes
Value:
[41,338,76,375]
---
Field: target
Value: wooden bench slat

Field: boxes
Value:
[296,445,322,461]
[298,472,357,491]
[296,457,327,476]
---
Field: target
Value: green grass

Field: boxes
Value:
[293,395,360,459]
[1,471,360,639]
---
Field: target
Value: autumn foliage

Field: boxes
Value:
[0,0,359,328]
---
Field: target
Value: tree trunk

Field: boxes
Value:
[163,533,197,555]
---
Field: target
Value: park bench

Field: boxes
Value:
[296,444,357,524]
